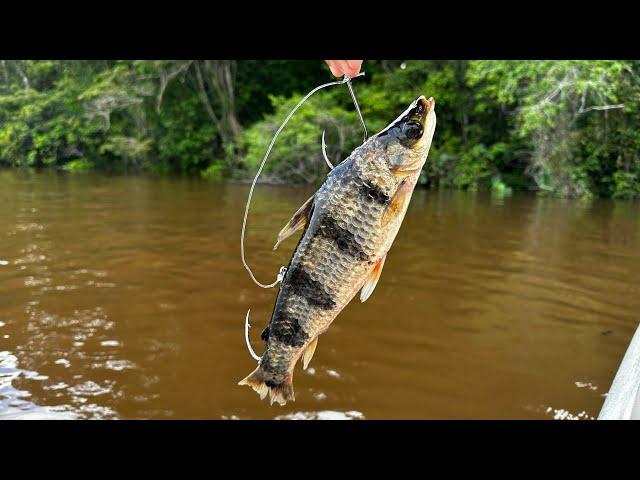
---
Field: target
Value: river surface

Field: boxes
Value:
[1,169,639,419]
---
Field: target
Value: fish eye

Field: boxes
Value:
[402,120,423,140]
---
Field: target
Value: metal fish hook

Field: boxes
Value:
[241,73,365,289]
[244,309,262,362]
[320,74,367,173]
[241,73,368,360]
[345,75,368,142]
[321,130,334,170]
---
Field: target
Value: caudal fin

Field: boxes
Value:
[238,367,295,406]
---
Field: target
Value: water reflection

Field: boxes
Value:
[0,170,639,419]
[0,350,76,419]
[275,410,365,420]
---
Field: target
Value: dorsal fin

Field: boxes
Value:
[273,194,315,250]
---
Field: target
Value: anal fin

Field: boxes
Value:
[302,337,318,370]
[360,254,387,303]
[273,194,315,250]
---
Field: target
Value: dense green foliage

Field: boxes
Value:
[2,60,640,198]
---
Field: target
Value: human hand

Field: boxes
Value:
[324,60,363,78]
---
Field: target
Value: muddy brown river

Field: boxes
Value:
[1,169,639,419]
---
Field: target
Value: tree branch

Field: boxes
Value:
[156,61,193,113]
[194,61,228,144]
[578,104,625,114]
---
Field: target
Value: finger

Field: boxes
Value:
[345,60,363,77]
[325,60,342,78]
[335,60,352,77]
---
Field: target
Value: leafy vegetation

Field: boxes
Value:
[2,60,640,198]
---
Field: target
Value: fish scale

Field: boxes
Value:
[239,96,436,405]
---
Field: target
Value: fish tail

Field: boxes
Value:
[238,367,295,406]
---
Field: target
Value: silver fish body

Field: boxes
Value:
[240,96,436,405]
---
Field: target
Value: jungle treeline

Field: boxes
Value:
[1,60,640,198]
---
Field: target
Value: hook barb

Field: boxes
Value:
[244,309,262,362]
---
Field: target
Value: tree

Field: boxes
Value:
[468,60,637,197]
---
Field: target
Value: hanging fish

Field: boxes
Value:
[239,96,436,405]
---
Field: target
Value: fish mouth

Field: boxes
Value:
[381,95,436,175]
[412,96,434,130]
[376,95,435,140]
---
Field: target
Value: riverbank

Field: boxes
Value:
[3,61,640,199]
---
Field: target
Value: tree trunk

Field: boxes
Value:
[1,60,8,85]
[14,61,30,90]
[203,60,240,144]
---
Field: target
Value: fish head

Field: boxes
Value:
[375,96,436,176]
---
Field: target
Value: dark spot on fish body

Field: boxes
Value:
[360,180,390,206]
[261,326,270,342]
[266,266,335,348]
[269,308,309,348]
[286,266,336,311]
[317,215,370,262]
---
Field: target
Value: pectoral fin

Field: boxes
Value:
[382,178,414,227]
[302,337,318,370]
[273,195,315,250]
[360,254,387,303]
